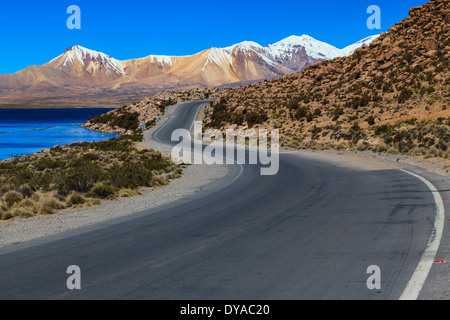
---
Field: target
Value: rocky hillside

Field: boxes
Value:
[203,0,450,159]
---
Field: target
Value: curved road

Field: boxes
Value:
[0,101,439,299]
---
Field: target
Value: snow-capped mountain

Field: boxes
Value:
[0,34,380,107]
[266,35,342,61]
[45,45,125,83]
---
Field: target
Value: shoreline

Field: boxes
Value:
[0,108,118,161]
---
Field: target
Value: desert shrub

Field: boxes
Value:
[2,191,23,208]
[66,192,86,206]
[309,127,322,134]
[356,141,369,151]
[38,205,55,215]
[374,124,393,135]
[375,143,388,153]
[9,207,33,218]
[35,158,65,171]
[19,198,36,209]
[18,184,34,198]
[158,97,177,112]
[149,176,169,187]
[245,110,268,128]
[35,196,66,215]
[92,111,140,132]
[1,210,14,220]
[367,115,375,126]
[41,197,66,210]
[9,169,35,187]
[108,162,152,189]
[397,87,413,103]
[88,184,117,199]
[56,160,104,195]
[350,122,361,132]
[207,100,231,128]
[81,153,99,161]
[295,106,310,120]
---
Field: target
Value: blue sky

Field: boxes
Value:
[0,0,429,74]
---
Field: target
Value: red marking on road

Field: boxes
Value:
[434,260,444,263]
[436,186,439,188]
[443,199,448,201]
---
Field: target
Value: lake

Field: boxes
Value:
[0,108,117,161]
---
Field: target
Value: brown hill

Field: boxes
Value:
[204,0,450,160]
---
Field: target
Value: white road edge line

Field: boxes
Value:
[398,169,445,300]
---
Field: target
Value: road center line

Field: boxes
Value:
[398,169,445,300]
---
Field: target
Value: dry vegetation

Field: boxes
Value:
[0,132,182,220]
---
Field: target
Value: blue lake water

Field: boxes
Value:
[0,108,117,161]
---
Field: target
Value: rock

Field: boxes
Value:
[424,38,439,51]
[381,37,392,47]
[433,74,443,82]
[424,50,437,57]
[378,62,393,70]
[235,106,246,114]
[384,50,396,61]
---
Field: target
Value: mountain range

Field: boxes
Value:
[0,35,379,107]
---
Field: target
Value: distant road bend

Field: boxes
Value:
[0,101,441,300]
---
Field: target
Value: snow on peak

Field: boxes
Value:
[339,34,380,56]
[266,34,381,60]
[266,35,342,60]
[202,47,233,70]
[225,41,263,52]
[54,45,125,75]
[145,55,173,66]
[64,45,114,62]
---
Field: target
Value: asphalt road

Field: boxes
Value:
[0,101,439,299]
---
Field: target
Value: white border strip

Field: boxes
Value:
[399,169,445,300]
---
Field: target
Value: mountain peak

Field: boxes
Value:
[223,41,263,54]
[230,41,262,48]
[47,45,125,77]
[267,35,342,60]
[275,35,321,45]
[63,45,114,60]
